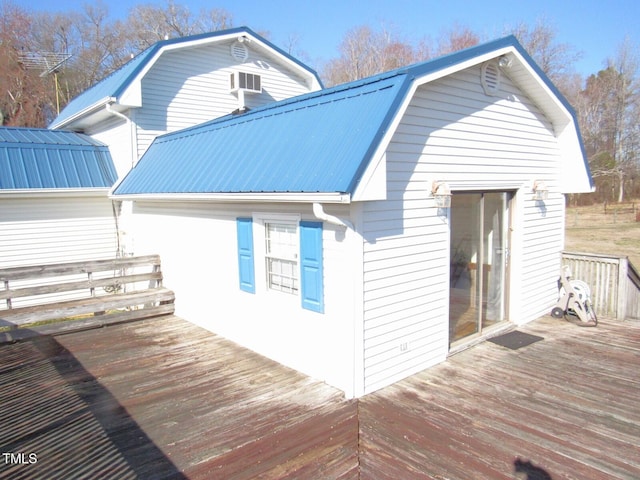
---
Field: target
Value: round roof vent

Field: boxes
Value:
[230,40,249,62]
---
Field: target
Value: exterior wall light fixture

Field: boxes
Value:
[498,55,513,69]
[532,180,549,201]
[432,181,452,208]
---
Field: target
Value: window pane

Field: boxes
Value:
[265,222,298,295]
[267,258,298,294]
[266,223,297,259]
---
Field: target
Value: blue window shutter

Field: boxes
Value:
[236,218,255,293]
[299,221,324,313]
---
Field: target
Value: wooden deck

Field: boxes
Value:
[0,317,358,479]
[1,315,639,479]
[360,315,640,479]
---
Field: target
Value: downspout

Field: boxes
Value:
[105,101,135,258]
[312,202,354,230]
[105,102,136,170]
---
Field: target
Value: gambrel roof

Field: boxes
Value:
[0,127,117,190]
[50,27,322,131]
[112,35,594,201]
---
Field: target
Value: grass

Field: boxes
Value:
[565,201,640,267]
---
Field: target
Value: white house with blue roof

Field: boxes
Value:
[1,27,320,270]
[112,36,593,397]
[50,27,323,179]
[0,127,119,268]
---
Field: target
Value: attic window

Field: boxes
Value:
[230,41,249,61]
[481,61,501,96]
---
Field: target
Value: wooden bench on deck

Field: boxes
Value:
[0,255,175,342]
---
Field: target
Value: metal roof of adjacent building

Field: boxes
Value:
[49,27,322,130]
[112,35,593,198]
[0,127,117,189]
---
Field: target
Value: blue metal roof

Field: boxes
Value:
[114,69,409,196]
[113,35,593,197]
[0,128,117,189]
[50,27,322,129]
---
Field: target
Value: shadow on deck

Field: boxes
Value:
[1,315,639,479]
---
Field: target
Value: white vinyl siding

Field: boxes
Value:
[0,195,119,268]
[86,116,135,178]
[128,201,357,397]
[136,42,313,157]
[361,64,564,394]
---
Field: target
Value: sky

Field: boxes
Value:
[19,0,640,77]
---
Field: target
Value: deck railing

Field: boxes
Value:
[562,251,640,321]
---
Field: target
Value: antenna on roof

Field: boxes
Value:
[19,51,72,115]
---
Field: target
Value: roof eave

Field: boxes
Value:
[109,192,351,204]
[0,188,111,198]
[49,97,114,130]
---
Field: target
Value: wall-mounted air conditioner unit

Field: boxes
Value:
[230,71,262,94]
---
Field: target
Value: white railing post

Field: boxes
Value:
[617,258,628,321]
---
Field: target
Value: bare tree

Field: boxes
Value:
[322,23,484,86]
[322,24,421,86]
[434,24,480,57]
[0,2,51,126]
[577,38,639,202]
[1,0,235,126]
[505,17,582,92]
[123,0,233,51]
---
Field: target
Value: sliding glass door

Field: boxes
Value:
[449,192,511,344]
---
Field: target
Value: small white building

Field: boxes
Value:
[0,128,119,268]
[113,36,593,398]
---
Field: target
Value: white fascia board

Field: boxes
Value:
[506,50,573,129]
[411,46,573,129]
[118,31,321,106]
[503,50,591,193]
[117,34,241,104]
[0,188,111,199]
[50,97,113,130]
[413,47,515,87]
[245,35,323,90]
[109,192,352,204]
[351,82,419,202]
[352,49,519,202]
[557,122,595,193]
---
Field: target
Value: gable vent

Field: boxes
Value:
[481,61,501,96]
[230,41,249,61]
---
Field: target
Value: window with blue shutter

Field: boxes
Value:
[299,221,324,313]
[236,218,255,293]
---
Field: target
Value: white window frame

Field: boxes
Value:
[253,213,301,296]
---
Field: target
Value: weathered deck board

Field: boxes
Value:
[1,314,639,479]
[0,316,357,479]
[359,316,640,479]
